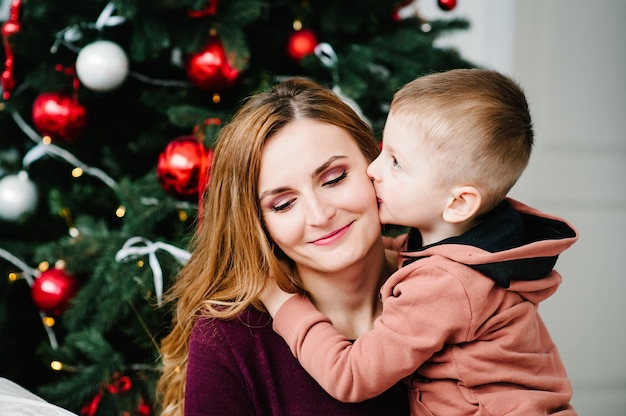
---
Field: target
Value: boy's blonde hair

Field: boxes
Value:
[391,69,533,212]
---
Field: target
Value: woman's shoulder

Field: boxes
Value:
[190,306,272,346]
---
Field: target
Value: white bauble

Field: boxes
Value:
[76,40,129,91]
[0,171,39,222]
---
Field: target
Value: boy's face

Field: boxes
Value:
[367,113,450,232]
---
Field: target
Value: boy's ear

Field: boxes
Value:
[443,186,481,223]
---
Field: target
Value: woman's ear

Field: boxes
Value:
[442,186,481,223]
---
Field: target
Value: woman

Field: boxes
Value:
[157,78,409,415]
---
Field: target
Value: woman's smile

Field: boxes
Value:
[310,222,354,246]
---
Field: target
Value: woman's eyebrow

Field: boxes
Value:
[259,186,290,201]
[312,155,347,178]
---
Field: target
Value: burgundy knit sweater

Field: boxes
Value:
[185,306,409,415]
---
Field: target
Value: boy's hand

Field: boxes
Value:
[260,278,296,317]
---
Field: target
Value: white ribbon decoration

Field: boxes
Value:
[115,237,191,306]
[0,247,38,285]
[51,2,126,53]
[21,142,118,190]
[314,42,338,69]
[94,2,126,31]
[10,105,118,190]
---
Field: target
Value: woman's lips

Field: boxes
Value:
[311,222,352,246]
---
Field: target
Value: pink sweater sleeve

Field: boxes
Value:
[272,267,472,402]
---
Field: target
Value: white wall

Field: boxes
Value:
[421,0,626,414]
[511,2,626,414]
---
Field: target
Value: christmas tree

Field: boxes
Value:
[0,0,473,414]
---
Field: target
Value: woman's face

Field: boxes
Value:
[258,119,381,276]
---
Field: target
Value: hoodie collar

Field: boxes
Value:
[403,199,576,288]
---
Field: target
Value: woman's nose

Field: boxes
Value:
[305,194,335,226]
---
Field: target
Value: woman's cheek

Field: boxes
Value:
[353,177,379,211]
[264,214,300,254]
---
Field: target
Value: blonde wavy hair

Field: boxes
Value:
[156,77,379,416]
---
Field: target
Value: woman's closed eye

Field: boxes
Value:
[269,169,347,212]
[322,168,347,187]
[271,196,296,212]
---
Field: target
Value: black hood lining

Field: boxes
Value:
[402,200,575,288]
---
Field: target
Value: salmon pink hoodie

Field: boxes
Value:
[272,198,579,415]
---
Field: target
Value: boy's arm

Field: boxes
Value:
[260,281,400,401]
[259,277,297,317]
[270,270,472,403]
[272,295,418,401]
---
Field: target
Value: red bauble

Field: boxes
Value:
[137,397,152,416]
[185,36,239,91]
[31,92,87,143]
[156,136,213,199]
[1,0,23,100]
[437,0,457,11]
[31,268,78,315]
[287,29,318,61]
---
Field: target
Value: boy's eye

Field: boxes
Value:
[392,156,400,168]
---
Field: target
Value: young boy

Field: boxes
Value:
[261,69,578,415]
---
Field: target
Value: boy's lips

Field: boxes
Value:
[310,222,353,246]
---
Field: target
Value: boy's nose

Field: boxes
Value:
[367,157,380,181]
